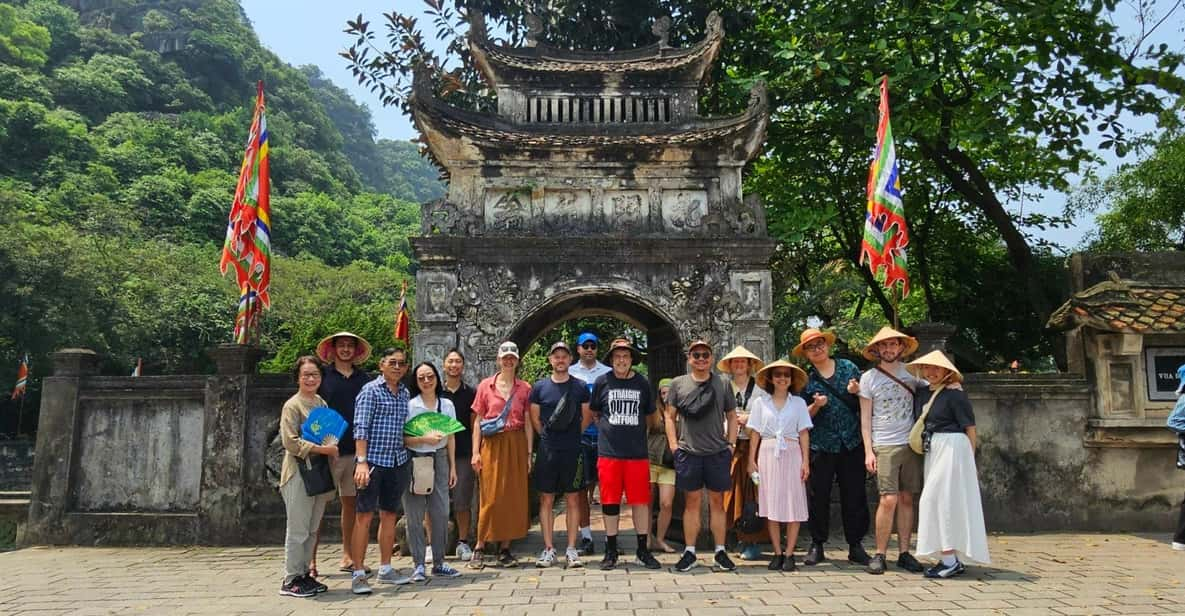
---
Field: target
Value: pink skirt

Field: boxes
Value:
[756,438,809,523]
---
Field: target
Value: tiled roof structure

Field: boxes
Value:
[1047,276,1185,333]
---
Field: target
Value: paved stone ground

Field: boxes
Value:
[1,529,1183,615]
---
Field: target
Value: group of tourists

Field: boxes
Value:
[275,326,990,598]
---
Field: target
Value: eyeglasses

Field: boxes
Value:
[416,374,436,382]
[388,360,409,367]
[299,373,320,380]
[690,351,711,360]
[803,341,827,352]
[580,343,598,350]
[771,371,794,378]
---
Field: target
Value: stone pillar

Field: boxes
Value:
[198,344,260,544]
[908,322,957,356]
[22,349,99,545]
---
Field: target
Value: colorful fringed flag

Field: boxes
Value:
[11,354,28,400]
[219,82,272,343]
[859,76,910,297]
[394,279,410,345]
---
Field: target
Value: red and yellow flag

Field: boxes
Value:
[11,354,28,400]
[220,82,272,343]
[859,76,910,297]
[394,279,410,345]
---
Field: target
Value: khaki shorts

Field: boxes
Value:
[331,454,357,497]
[649,464,676,486]
[873,444,922,494]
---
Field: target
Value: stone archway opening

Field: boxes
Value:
[506,289,685,386]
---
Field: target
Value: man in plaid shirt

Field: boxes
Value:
[349,347,412,594]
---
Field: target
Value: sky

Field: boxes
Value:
[240,1,1184,249]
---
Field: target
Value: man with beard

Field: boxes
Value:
[858,327,927,575]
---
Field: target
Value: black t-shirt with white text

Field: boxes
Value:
[590,372,655,459]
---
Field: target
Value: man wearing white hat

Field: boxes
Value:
[315,332,373,574]
[857,326,926,575]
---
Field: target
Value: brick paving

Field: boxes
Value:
[1,530,1183,615]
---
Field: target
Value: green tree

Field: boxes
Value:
[0,3,50,69]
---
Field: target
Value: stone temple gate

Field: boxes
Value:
[410,11,773,381]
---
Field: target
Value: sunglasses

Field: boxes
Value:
[771,370,794,378]
[580,343,598,349]
[387,359,409,367]
[416,374,436,382]
[690,351,711,360]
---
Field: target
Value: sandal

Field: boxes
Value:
[467,549,486,569]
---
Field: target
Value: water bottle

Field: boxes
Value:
[750,471,760,486]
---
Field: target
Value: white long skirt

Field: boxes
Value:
[917,432,991,564]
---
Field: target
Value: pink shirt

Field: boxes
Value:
[472,375,532,432]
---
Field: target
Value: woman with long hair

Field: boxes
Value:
[278,356,338,597]
[647,378,677,553]
[747,359,812,571]
[402,361,461,581]
[468,341,534,568]
[907,350,990,578]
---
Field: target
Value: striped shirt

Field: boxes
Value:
[353,376,410,468]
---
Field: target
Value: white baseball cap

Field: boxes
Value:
[497,341,520,359]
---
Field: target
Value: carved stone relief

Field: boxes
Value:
[418,270,458,321]
[661,190,708,231]
[485,189,531,231]
[603,190,648,228]
[536,190,592,233]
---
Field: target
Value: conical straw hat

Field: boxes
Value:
[906,350,963,384]
[862,326,919,361]
[316,331,372,365]
[717,345,765,373]
[755,359,808,392]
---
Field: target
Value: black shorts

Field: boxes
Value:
[580,437,599,486]
[534,445,585,494]
[674,448,731,492]
[355,460,410,514]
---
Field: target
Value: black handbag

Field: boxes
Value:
[737,501,762,534]
[297,453,336,497]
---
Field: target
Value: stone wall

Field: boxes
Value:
[0,440,34,492]
[969,373,1180,532]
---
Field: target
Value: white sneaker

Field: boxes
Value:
[456,541,474,561]
[565,547,583,569]
[425,546,433,564]
[376,567,412,585]
[1173,542,1185,551]
[536,547,557,568]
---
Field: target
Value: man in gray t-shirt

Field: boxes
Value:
[665,340,738,573]
[858,327,926,575]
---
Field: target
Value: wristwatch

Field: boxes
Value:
[355,456,367,464]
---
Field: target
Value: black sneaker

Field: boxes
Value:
[304,575,328,594]
[924,559,966,579]
[866,553,886,575]
[897,552,924,573]
[803,542,825,565]
[848,543,871,565]
[279,578,315,598]
[496,549,518,568]
[712,549,736,572]
[782,553,797,572]
[635,548,661,570]
[674,550,698,572]
[767,554,784,571]
[599,549,618,570]
[580,536,595,555]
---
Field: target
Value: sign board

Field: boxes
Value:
[1144,347,1185,401]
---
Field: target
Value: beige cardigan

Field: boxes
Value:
[279,392,325,488]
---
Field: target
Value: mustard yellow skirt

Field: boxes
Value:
[477,430,529,543]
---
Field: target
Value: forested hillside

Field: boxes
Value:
[0,0,442,434]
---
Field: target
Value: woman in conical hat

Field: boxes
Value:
[747,359,813,571]
[906,350,990,578]
[717,345,769,559]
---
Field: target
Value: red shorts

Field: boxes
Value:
[596,457,650,506]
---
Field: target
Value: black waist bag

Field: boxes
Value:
[546,392,576,432]
[678,379,716,420]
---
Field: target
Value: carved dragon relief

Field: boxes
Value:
[451,261,743,356]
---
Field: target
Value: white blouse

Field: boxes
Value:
[747,395,813,457]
